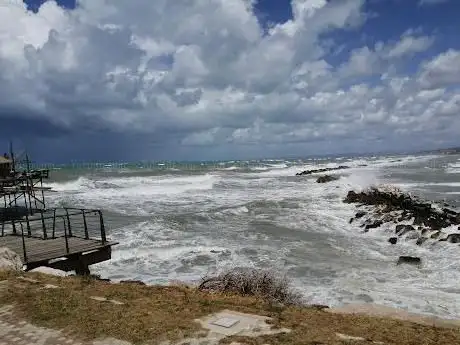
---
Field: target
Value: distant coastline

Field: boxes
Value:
[418,147,460,155]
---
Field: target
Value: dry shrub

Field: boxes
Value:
[198,267,303,306]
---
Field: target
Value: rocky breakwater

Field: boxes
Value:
[345,187,460,247]
[296,165,350,176]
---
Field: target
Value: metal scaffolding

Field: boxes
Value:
[0,143,117,273]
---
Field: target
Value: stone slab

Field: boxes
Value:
[336,332,366,341]
[211,317,239,328]
[29,267,70,277]
[195,309,290,337]
[109,300,124,305]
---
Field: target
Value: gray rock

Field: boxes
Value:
[388,237,398,245]
[416,237,428,246]
[395,224,415,236]
[397,256,421,267]
[316,175,339,183]
[406,232,420,240]
[365,220,383,230]
[430,231,441,239]
[0,247,23,271]
[382,214,393,223]
[30,266,69,277]
[355,211,367,219]
[446,233,460,244]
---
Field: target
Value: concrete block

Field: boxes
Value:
[196,309,290,337]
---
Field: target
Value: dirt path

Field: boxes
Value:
[0,280,131,345]
[0,304,132,345]
[0,304,86,345]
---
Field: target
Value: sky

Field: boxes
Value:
[0,0,459,162]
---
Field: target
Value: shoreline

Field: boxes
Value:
[99,276,460,324]
[327,303,460,329]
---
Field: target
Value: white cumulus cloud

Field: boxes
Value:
[0,0,459,160]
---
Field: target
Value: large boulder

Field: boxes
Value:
[365,220,383,230]
[349,211,367,224]
[316,175,339,183]
[416,237,428,246]
[0,247,23,271]
[388,237,398,245]
[430,231,441,239]
[395,224,415,236]
[397,256,421,267]
[446,233,460,244]
[355,211,367,219]
[29,266,69,277]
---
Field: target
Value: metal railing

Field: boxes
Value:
[1,207,107,263]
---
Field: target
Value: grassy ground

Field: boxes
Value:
[0,271,459,345]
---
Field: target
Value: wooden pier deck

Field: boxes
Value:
[0,235,116,270]
[0,208,118,273]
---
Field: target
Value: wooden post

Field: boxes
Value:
[52,209,56,239]
[1,195,5,236]
[20,219,27,263]
[13,189,17,208]
[65,209,73,237]
[75,256,90,276]
[41,210,47,239]
[82,210,89,239]
[25,213,31,237]
[25,176,33,214]
[40,175,45,209]
[98,211,106,244]
[63,218,70,254]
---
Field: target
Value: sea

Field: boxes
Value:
[41,153,460,319]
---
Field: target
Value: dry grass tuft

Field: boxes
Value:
[198,268,303,306]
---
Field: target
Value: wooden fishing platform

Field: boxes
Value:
[1,146,118,274]
[0,234,116,273]
[0,208,118,274]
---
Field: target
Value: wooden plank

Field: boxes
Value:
[26,241,107,257]
[24,240,107,256]
[0,235,116,264]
